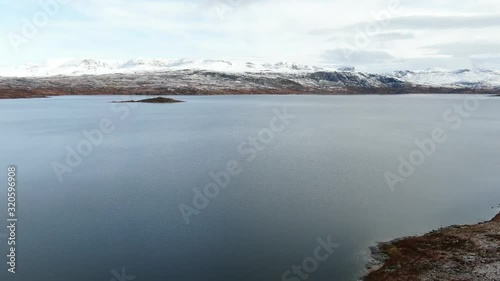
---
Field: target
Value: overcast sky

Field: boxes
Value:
[2,0,500,71]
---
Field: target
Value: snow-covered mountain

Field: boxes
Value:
[1,58,499,90]
[0,58,329,77]
[2,63,499,99]
[393,68,500,88]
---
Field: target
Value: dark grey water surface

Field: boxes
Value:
[1,95,499,281]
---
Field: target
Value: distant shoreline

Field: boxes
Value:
[1,91,498,100]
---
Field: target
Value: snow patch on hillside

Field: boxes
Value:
[392,68,500,88]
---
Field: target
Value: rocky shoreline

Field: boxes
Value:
[363,212,500,281]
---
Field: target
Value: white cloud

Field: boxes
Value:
[1,0,500,71]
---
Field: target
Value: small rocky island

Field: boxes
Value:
[112,97,184,103]
[364,212,500,281]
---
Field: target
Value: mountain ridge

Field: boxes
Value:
[1,68,498,100]
[1,58,500,89]
[0,59,499,99]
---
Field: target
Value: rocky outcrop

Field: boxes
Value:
[112,97,184,103]
[364,212,500,281]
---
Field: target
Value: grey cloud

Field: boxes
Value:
[424,42,500,57]
[324,32,413,44]
[391,57,475,71]
[387,15,500,29]
[372,32,414,41]
[309,15,500,35]
[308,28,334,36]
[470,55,500,69]
[322,49,394,64]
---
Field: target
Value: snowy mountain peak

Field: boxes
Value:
[0,58,331,77]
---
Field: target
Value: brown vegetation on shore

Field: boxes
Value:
[364,212,500,281]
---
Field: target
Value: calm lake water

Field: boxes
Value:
[1,95,499,281]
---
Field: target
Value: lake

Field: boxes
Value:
[1,94,499,281]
